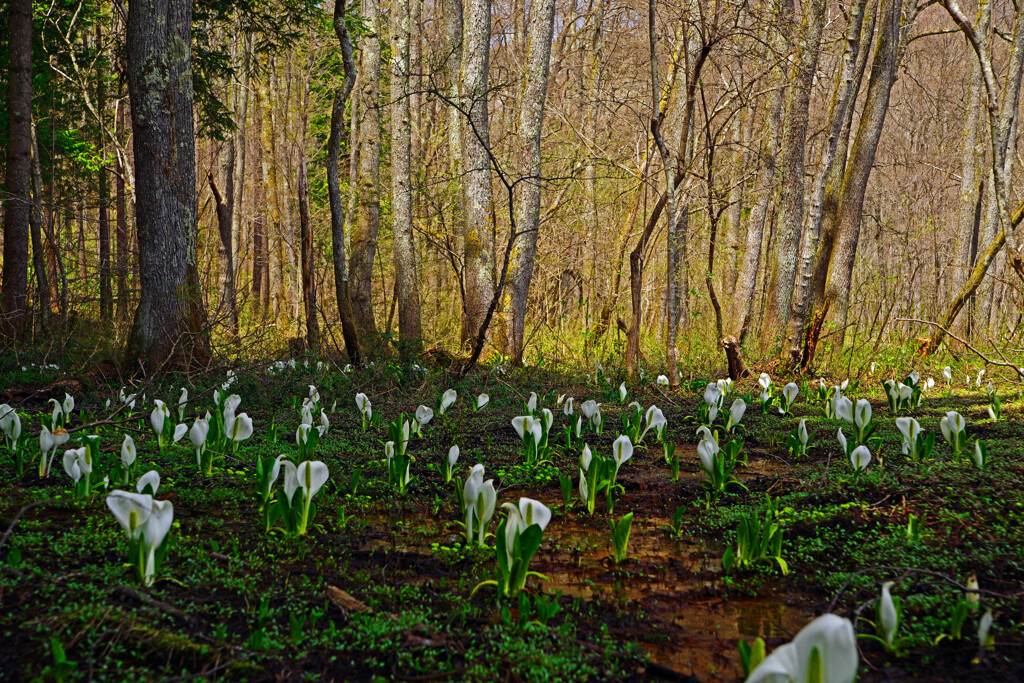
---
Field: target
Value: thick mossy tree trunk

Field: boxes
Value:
[1,0,33,340]
[125,0,209,368]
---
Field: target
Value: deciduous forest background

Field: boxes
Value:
[1,0,1022,376]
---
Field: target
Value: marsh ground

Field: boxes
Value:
[1,357,1022,681]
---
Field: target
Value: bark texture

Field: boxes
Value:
[350,0,383,337]
[769,0,826,335]
[1,0,33,339]
[459,0,497,352]
[801,0,914,368]
[507,0,557,366]
[391,0,422,354]
[783,0,871,365]
[125,0,209,368]
[328,0,362,364]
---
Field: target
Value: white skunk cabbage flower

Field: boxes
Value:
[440,389,458,414]
[978,610,994,648]
[656,375,669,387]
[939,411,966,451]
[190,417,209,465]
[106,490,174,586]
[501,498,552,567]
[229,413,253,443]
[121,434,137,468]
[850,445,872,472]
[726,399,746,431]
[150,400,169,438]
[415,405,434,428]
[611,435,633,471]
[641,405,667,442]
[697,438,719,473]
[779,382,799,414]
[355,393,371,415]
[511,415,543,443]
[895,417,921,455]
[745,613,857,683]
[0,404,20,446]
[703,383,722,408]
[172,424,188,444]
[63,447,91,482]
[136,470,160,496]
[834,395,853,423]
[474,394,489,410]
[880,581,899,649]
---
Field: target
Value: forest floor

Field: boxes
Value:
[1,354,1023,682]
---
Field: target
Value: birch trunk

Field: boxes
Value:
[391,0,422,353]
[350,0,383,338]
[951,1,988,336]
[507,0,557,366]
[460,0,497,352]
[584,0,608,323]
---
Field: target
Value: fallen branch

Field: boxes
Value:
[898,317,1024,381]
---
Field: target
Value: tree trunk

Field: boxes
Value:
[507,0,557,366]
[924,1,1024,353]
[29,123,50,328]
[297,152,319,350]
[625,32,707,377]
[724,107,751,293]
[732,85,782,342]
[96,24,112,322]
[951,2,988,336]
[802,0,914,368]
[115,101,130,322]
[648,0,680,386]
[460,0,497,353]
[124,0,209,368]
[783,0,871,365]
[207,172,238,338]
[328,0,362,364]
[768,0,826,339]
[1,0,32,339]
[584,0,608,325]
[350,0,382,338]
[391,0,422,355]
